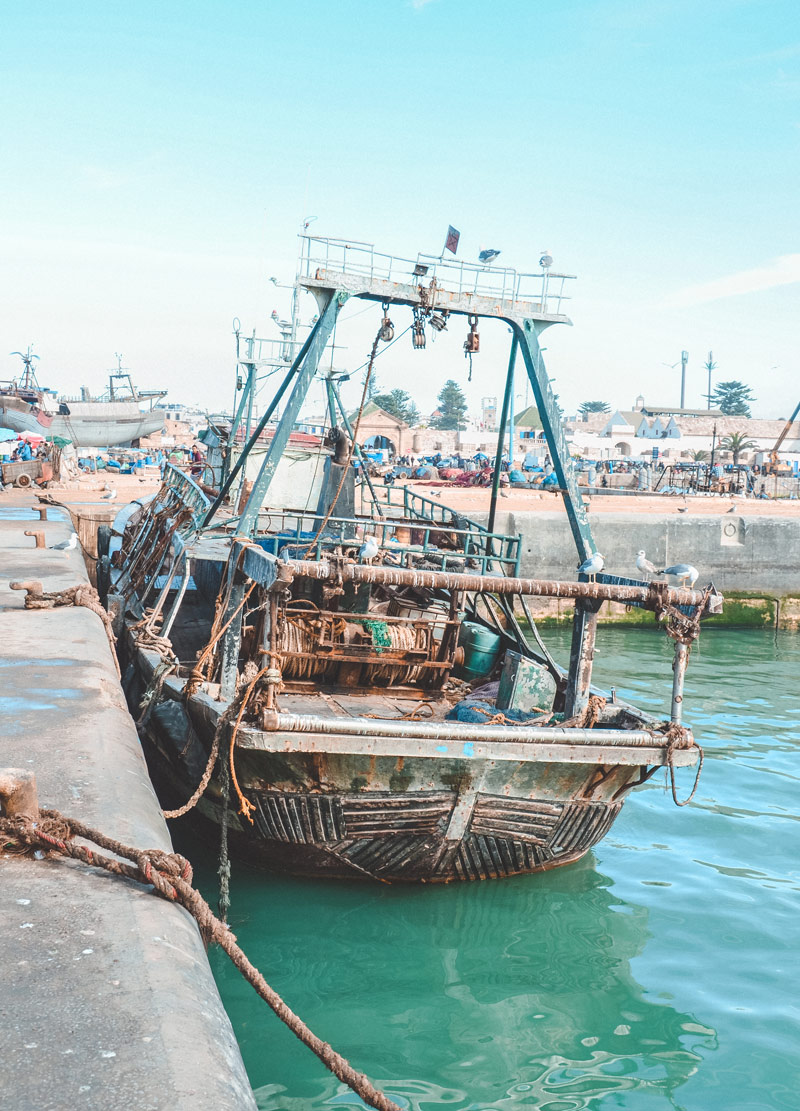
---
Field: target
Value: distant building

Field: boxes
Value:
[480,397,498,431]
[564,396,800,465]
[294,415,327,436]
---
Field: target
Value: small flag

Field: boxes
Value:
[444,226,460,255]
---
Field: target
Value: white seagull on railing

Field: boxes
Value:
[50,531,78,552]
[660,563,699,588]
[635,550,658,578]
[577,552,604,582]
[478,248,501,265]
[359,535,380,563]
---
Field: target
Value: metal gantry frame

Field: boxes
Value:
[206,240,714,721]
[232,246,596,563]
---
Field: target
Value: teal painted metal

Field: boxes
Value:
[455,621,502,681]
[225,350,256,483]
[513,319,595,564]
[376,485,521,575]
[488,335,518,536]
[237,291,346,535]
[328,378,384,516]
[161,462,211,529]
[324,376,338,428]
[497,651,558,715]
[203,333,317,528]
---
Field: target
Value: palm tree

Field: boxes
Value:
[719,431,757,464]
[688,449,709,462]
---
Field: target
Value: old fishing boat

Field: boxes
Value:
[108,237,719,883]
[1,350,166,448]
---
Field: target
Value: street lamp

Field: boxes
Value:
[662,352,688,409]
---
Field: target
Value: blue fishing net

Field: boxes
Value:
[445,699,542,725]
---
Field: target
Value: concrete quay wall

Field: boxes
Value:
[0,501,256,1111]
[486,509,800,627]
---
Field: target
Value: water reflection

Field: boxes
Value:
[205,858,717,1111]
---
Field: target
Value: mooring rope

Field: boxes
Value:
[0,809,402,1111]
[9,580,120,677]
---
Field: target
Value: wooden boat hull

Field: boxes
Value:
[0,395,164,447]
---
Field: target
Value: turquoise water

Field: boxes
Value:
[178,628,800,1111]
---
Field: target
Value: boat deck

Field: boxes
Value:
[278,688,456,723]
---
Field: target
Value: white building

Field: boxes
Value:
[563,399,800,467]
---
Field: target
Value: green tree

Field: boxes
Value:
[711,380,756,417]
[371,389,420,426]
[688,449,709,462]
[578,400,611,416]
[432,379,468,430]
[719,431,757,464]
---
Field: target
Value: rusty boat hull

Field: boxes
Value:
[125,637,697,884]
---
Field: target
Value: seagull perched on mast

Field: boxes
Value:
[635,550,658,578]
[478,248,501,265]
[50,531,78,552]
[577,551,604,583]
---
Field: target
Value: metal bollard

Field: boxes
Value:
[23,530,46,548]
[0,769,40,819]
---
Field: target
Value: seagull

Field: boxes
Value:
[726,504,737,514]
[51,531,78,552]
[478,248,501,265]
[677,497,689,514]
[660,563,699,588]
[635,550,658,578]
[539,250,553,269]
[359,534,380,563]
[577,552,604,582]
[101,488,118,500]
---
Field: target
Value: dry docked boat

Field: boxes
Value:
[107,237,719,883]
[0,350,165,448]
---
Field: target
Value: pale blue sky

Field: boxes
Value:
[2,0,798,419]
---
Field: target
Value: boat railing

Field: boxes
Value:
[113,464,209,607]
[251,507,519,576]
[364,484,521,574]
[235,334,306,368]
[298,234,576,316]
[161,462,212,529]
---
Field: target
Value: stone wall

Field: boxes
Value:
[479,508,800,627]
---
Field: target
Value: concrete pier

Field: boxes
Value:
[501,508,800,595]
[0,496,256,1110]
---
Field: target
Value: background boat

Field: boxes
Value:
[1,350,166,447]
